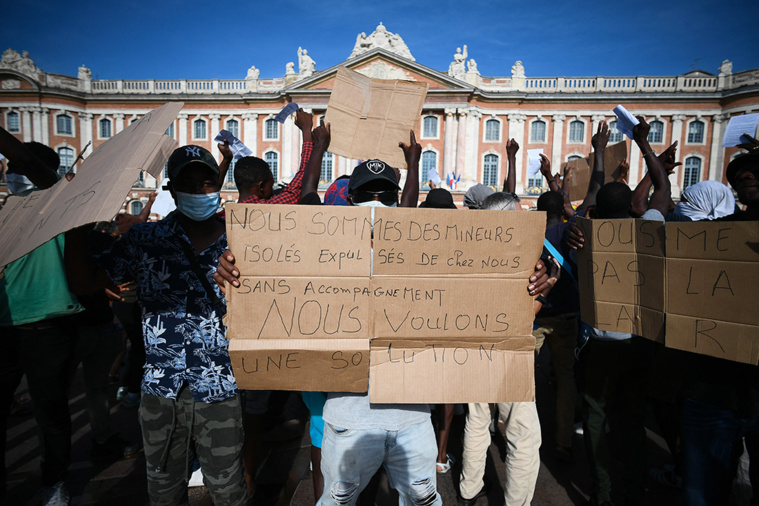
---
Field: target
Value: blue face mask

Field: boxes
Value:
[175,191,221,221]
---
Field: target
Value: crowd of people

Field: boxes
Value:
[0,107,757,506]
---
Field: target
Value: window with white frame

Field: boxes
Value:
[264,119,278,140]
[483,154,499,187]
[321,152,333,182]
[687,120,705,144]
[648,120,664,143]
[226,118,239,138]
[485,119,500,142]
[609,120,624,143]
[422,116,438,139]
[683,156,701,189]
[422,151,437,184]
[6,111,20,132]
[99,118,112,138]
[130,200,144,215]
[56,114,73,135]
[193,118,207,139]
[568,120,584,143]
[225,159,237,188]
[57,147,74,176]
[165,122,175,138]
[265,151,278,180]
[530,120,546,143]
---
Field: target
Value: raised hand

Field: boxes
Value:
[633,116,651,144]
[506,138,519,157]
[591,120,610,152]
[659,141,682,174]
[399,130,421,166]
[218,140,232,161]
[538,153,552,179]
[312,120,331,152]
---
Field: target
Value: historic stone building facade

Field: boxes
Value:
[1,23,758,212]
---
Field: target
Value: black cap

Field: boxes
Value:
[726,151,759,186]
[349,159,400,192]
[167,145,219,180]
[420,188,457,209]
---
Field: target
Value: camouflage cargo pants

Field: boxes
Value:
[139,386,247,506]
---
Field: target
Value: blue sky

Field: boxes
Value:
[3,0,756,81]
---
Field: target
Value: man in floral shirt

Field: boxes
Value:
[95,145,246,505]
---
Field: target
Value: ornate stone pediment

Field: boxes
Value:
[355,61,412,81]
[1,49,41,80]
[349,23,414,61]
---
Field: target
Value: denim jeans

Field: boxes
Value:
[681,396,759,506]
[318,419,442,506]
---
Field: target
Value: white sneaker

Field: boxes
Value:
[188,468,204,487]
[42,481,70,506]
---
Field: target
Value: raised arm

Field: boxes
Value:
[265,109,313,204]
[577,121,610,213]
[217,140,233,185]
[630,141,679,217]
[633,117,672,216]
[502,139,519,193]
[399,130,421,208]
[299,121,331,199]
[560,164,576,219]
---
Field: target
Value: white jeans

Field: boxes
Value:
[459,402,541,506]
[318,419,442,506]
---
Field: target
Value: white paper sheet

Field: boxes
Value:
[427,166,441,185]
[275,102,299,123]
[722,113,759,147]
[613,105,640,139]
[527,148,544,176]
[214,129,253,159]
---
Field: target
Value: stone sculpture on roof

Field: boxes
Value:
[297,47,315,76]
[1,49,41,79]
[448,46,468,80]
[349,22,415,61]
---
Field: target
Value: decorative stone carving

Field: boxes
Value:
[80,112,93,120]
[671,114,687,122]
[242,112,258,121]
[591,114,606,123]
[467,59,479,75]
[209,113,220,120]
[508,113,527,124]
[349,23,415,61]
[246,65,259,80]
[448,46,468,80]
[78,65,92,81]
[356,61,411,80]
[1,48,41,79]
[511,60,525,78]
[719,60,733,77]
[713,113,729,123]
[1,79,20,90]
[552,114,566,122]
[297,47,315,76]
[285,62,295,75]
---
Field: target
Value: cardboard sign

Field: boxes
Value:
[565,141,628,202]
[324,66,428,169]
[226,204,545,401]
[577,217,665,341]
[370,338,535,403]
[0,102,182,267]
[565,157,591,202]
[664,221,759,364]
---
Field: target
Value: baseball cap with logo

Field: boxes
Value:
[349,159,400,192]
[167,145,220,180]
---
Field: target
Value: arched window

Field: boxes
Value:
[226,119,239,138]
[320,152,333,182]
[568,120,584,142]
[648,120,664,143]
[422,116,438,138]
[683,157,701,190]
[422,151,437,184]
[485,119,500,142]
[530,120,546,143]
[687,120,705,144]
[265,151,278,180]
[609,120,624,143]
[57,147,74,177]
[483,154,499,187]
[6,111,20,132]
[130,200,144,215]
[56,114,73,135]
[99,118,112,138]
[193,118,207,139]
[265,119,278,140]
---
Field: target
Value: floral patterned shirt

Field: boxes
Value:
[96,214,237,403]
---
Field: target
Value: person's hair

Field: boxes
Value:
[595,182,632,219]
[234,156,272,190]
[481,192,518,211]
[537,191,564,218]
[7,141,59,174]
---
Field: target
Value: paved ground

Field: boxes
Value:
[4,346,752,505]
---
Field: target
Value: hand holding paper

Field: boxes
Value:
[633,116,650,145]
[527,148,544,176]
[214,129,252,159]
[538,153,552,180]
[613,105,639,139]
[275,102,300,123]
[722,113,759,147]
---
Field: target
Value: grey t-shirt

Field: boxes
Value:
[323,392,430,431]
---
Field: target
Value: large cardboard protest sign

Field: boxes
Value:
[0,102,182,267]
[324,66,428,169]
[665,221,759,364]
[577,217,665,341]
[565,141,628,202]
[226,204,545,402]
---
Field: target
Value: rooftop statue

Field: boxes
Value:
[349,22,415,61]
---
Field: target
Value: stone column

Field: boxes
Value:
[670,114,686,194]
[443,108,456,178]
[628,138,642,185]
[709,114,728,182]
[282,115,293,179]
[455,110,467,180]
[591,114,606,139]
[291,116,301,177]
[508,113,527,193]
[551,114,566,171]
[30,107,42,142]
[80,113,93,153]
[178,113,188,146]
[21,107,32,142]
[242,112,258,156]
[114,113,125,134]
[465,109,481,184]
[209,113,220,159]
[41,108,50,146]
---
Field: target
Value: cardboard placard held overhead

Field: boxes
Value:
[565,141,628,202]
[0,102,183,267]
[577,217,665,341]
[589,140,629,184]
[564,157,591,202]
[324,66,428,169]
[664,221,759,364]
